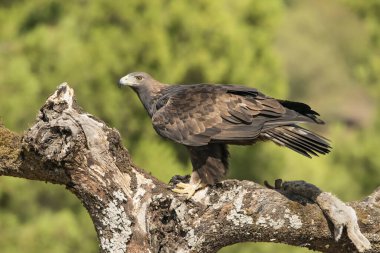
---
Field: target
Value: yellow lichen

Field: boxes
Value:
[0,125,21,167]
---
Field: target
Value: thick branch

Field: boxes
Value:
[0,84,379,253]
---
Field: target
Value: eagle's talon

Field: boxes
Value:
[172,182,203,199]
[176,182,190,188]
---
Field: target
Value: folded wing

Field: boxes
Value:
[151,84,330,157]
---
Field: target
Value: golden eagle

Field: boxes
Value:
[119,72,331,197]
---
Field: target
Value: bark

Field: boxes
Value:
[0,84,379,253]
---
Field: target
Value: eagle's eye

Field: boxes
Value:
[135,75,143,81]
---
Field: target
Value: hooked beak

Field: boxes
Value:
[119,74,134,88]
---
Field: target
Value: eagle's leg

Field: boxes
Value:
[172,144,229,198]
[172,171,206,198]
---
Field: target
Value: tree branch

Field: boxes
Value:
[0,84,379,253]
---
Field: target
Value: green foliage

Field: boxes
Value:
[0,177,97,253]
[220,242,311,253]
[0,0,379,252]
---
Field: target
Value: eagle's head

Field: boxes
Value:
[119,72,153,88]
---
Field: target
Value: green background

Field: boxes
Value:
[0,0,379,252]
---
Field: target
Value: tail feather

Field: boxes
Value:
[280,127,330,154]
[268,130,321,156]
[265,131,318,157]
[263,125,331,158]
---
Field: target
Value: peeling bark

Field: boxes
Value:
[0,84,379,253]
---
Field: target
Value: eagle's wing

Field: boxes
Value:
[151,84,323,148]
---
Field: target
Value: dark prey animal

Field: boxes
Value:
[119,72,331,197]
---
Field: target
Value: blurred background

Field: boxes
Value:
[0,0,379,252]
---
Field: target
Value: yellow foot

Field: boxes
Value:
[172,182,202,199]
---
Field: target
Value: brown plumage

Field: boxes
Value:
[119,72,331,197]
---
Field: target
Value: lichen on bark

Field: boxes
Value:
[0,125,20,168]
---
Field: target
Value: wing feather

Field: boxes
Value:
[151,84,325,146]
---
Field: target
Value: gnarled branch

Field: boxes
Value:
[0,84,379,253]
